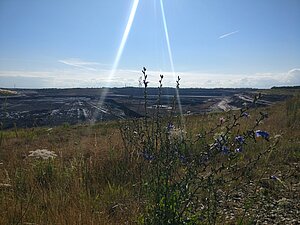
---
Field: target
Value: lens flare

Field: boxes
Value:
[111,0,140,79]
[159,0,183,121]
[92,0,139,122]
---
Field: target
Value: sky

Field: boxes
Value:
[0,0,300,88]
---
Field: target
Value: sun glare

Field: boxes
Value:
[93,0,183,124]
[92,0,140,122]
[160,0,184,122]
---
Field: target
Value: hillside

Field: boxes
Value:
[0,91,299,224]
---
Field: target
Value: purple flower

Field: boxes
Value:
[255,130,269,140]
[235,135,245,144]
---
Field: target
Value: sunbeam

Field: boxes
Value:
[92,0,140,122]
[159,0,184,123]
[110,0,140,78]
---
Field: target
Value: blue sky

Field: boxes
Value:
[0,0,299,88]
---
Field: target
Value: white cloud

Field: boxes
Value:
[218,30,239,39]
[0,68,299,89]
[286,68,300,85]
[59,58,101,71]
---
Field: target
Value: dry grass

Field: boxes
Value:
[0,94,299,224]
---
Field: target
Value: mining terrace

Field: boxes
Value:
[0,87,289,129]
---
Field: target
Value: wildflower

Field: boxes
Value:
[221,146,230,154]
[179,155,187,164]
[167,122,175,131]
[28,149,57,160]
[255,130,269,140]
[235,135,245,144]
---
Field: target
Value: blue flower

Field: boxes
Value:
[255,130,269,140]
[179,155,187,164]
[142,151,155,161]
[222,146,230,154]
[167,122,175,131]
[235,135,245,144]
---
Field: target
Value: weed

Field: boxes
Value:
[120,67,285,224]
